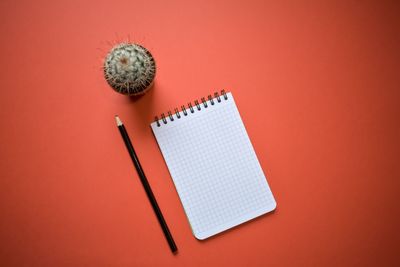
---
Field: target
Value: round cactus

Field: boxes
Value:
[103,43,156,95]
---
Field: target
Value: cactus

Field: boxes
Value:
[103,43,156,95]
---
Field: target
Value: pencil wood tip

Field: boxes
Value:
[115,115,123,126]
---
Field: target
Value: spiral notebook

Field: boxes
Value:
[150,90,276,240]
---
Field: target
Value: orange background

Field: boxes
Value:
[0,0,399,266]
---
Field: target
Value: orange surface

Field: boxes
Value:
[0,0,399,266]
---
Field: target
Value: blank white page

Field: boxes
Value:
[150,92,276,240]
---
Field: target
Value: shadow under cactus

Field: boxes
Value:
[123,82,156,134]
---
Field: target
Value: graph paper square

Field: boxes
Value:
[151,92,276,240]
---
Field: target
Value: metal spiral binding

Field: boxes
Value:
[174,108,181,118]
[188,102,194,113]
[194,100,201,110]
[201,97,208,108]
[154,90,228,127]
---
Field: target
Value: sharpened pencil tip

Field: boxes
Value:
[115,115,123,126]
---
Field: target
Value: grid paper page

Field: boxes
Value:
[151,92,276,240]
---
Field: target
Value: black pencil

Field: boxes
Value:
[115,115,178,253]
